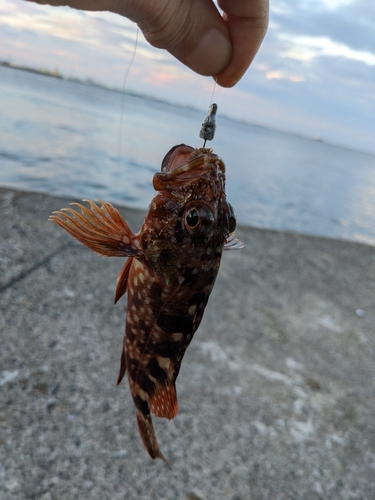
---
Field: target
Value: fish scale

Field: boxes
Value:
[50,144,244,460]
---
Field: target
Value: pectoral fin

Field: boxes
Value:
[224,232,245,251]
[49,200,142,258]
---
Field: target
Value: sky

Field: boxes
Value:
[1,0,375,154]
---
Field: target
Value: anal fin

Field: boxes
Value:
[116,346,126,386]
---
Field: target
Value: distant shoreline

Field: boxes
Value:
[0,60,199,113]
[0,60,133,93]
[1,60,374,158]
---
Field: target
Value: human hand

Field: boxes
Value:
[26,0,269,87]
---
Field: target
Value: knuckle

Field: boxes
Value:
[139,1,193,51]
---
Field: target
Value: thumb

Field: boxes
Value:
[112,0,232,78]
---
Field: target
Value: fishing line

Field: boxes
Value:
[209,78,217,108]
[117,26,139,158]
[201,0,222,146]
[200,78,218,147]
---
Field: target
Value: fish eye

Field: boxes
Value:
[185,208,199,229]
[184,202,215,237]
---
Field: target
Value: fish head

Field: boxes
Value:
[139,144,237,283]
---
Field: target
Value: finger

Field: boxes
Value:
[111,0,233,78]
[27,0,112,9]
[215,0,269,87]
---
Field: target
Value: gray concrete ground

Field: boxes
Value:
[1,186,375,500]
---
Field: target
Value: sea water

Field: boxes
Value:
[1,64,375,245]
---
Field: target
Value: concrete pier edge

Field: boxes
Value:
[1,187,374,500]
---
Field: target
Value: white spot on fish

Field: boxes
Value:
[157,356,171,370]
[188,305,197,315]
[138,389,148,401]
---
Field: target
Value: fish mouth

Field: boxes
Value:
[153,144,225,191]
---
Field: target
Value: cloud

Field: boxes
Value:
[278,34,375,66]
[271,0,375,54]
[232,0,375,151]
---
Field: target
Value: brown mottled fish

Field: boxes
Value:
[50,144,244,460]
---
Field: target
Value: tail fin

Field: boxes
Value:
[136,410,167,462]
[149,381,178,419]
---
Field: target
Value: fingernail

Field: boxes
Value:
[185,29,232,77]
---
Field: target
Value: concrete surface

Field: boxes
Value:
[1,186,375,500]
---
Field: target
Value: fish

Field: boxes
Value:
[49,144,244,460]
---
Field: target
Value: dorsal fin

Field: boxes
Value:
[149,380,178,419]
